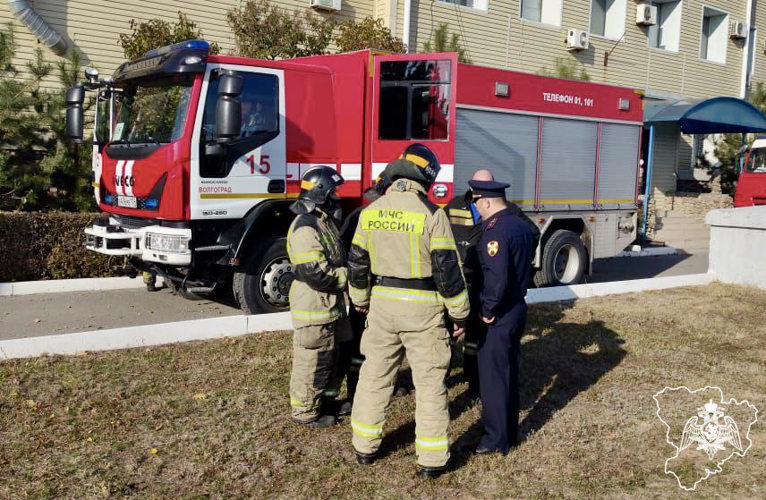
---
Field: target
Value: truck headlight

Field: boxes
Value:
[145,233,189,253]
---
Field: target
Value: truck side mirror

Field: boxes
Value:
[215,70,243,144]
[65,83,85,143]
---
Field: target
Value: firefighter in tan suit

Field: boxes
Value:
[348,144,470,478]
[287,166,352,428]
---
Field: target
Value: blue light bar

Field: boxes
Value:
[145,199,159,210]
[143,40,210,58]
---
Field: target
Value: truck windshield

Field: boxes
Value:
[747,149,766,173]
[112,74,193,144]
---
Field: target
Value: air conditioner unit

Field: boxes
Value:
[730,20,748,39]
[310,0,341,12]
[636,3,657,26]
[566,29,589,51]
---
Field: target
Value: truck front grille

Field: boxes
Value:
[113,214,156,229]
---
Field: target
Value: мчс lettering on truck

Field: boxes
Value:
[65,40,642,314]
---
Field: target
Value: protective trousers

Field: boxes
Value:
[290,320,352,422]
[346,306,367,399]
[351,297,452,468]
[478,301,527,454]
[463,309,486,399]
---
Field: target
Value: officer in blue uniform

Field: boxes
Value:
[468,179,535,455]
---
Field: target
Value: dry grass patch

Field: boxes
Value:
[1,283,764,499]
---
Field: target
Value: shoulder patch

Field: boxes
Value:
[487,240,499,257]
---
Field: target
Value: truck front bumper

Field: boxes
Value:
[85,218,192,266]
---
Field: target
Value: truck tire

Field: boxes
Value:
[533,229,587,287]
[233,236,294,314]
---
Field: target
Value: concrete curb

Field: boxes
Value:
[526,272,715,304]
[0,273,717,360]
[0,276,165,297]
[0,312,291,360]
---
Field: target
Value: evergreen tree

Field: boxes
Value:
[422,23,471,63]
[0,24,94,211]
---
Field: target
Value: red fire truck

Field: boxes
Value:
[734,138,766,207]
[66,41,643,314]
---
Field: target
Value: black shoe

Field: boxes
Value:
[146,283,157,292]
[356,451,377,465]
[293,414,336,428]
[417,465,448,479]
[394,386,410,397]
[475,445,498,455]
[337,400,352,416]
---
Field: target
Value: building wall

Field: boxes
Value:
[400,0,751,100]
[750,0,766,92]
[2,0,758,100]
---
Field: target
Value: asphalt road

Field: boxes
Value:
[0,252,709,341]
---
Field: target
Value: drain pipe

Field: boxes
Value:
[7,0,68,56]
[403,0,412,52]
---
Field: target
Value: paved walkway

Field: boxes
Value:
[0,287,239,341]
[0,252,709,342]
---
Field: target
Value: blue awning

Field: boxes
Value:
[643,97,766,134]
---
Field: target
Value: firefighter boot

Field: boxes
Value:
[290,323,336,423]
[142,271,157,292]
[417,464,449,479]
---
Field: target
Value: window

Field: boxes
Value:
[378,59,451,141]
[199,70,279,178]
[746,149,766,173]
[113,74,194,144]
[520,0,562,27]
[700,6,729,64]
[441,0,488,10]
[648,0,682,52]
[590,0,626,39]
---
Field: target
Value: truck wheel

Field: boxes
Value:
[534,229,587,287]
[233,236,294,314]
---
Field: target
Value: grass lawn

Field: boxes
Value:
[1,283,764,499]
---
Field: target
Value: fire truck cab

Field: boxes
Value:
[66,40,643,314]
[734,137,766,207]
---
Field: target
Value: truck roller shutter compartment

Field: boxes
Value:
[597,124,640,209]
[540,118,598,211]
[454,109,538,209]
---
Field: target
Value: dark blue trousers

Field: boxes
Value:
[477,301,527,454]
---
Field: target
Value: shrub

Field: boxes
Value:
[227,0,334,59]
[0,212,115,282]
[334,17,405,53]
[119,12,220,60]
